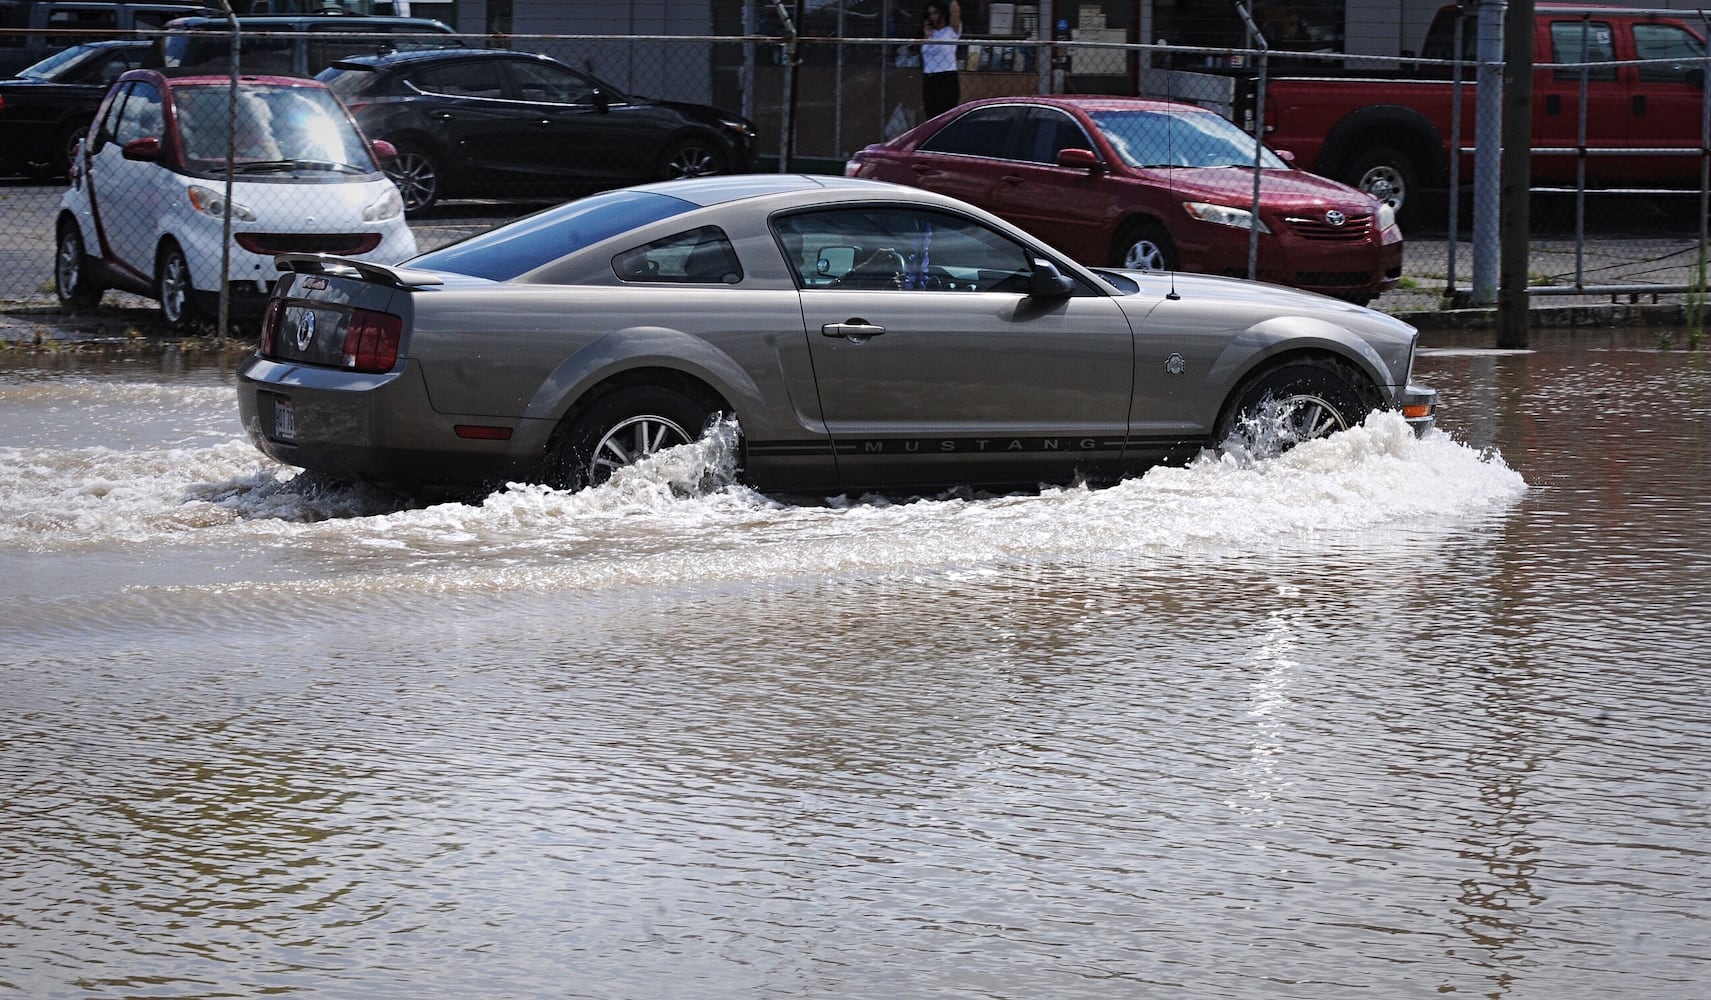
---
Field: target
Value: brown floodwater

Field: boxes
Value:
[1,332,1705,999]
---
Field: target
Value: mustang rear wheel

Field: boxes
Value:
[55,221,103,312]
[1218,361,1374,451]
[549,386,713,490]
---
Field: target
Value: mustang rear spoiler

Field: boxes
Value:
[275,253,444,289]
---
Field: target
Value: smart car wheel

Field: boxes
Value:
[660,138,725,180]
[1113,221,1177,271]
[155,241,199,331]
[55,221,103,312]
[1218,361,1375,450]
[549,385,713,490]
[385,142,441,214]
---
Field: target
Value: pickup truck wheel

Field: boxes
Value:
[1112,221,1178,271]
[547,386,712,491]
[1217,361,1374,450]
[1342,146,1418,221]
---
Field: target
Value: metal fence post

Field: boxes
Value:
[1471,0,1505,307]
[218,0,239,342]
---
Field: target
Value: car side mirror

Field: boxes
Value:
[1056,147,1103,172]
[371,138,398,161]
[1275,148,1296,166]
[591,88,610,113]
[1028,258,1075,298]
[121,136,162,162]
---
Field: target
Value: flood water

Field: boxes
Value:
[2,334,1707,999]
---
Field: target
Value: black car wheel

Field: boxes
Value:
[660,137,726,180]
[155,241,200,331]
[57,123,89,179]
[549,385,713,490]
[385,142,442,214]
[1113,220,1178,271]
[1218,361,1375,451]
[54,221,103,312]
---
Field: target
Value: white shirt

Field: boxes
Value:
[922,24,960,74]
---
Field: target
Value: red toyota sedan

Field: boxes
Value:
[847,96,1403,305]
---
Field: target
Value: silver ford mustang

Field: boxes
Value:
[236,174,1436,496]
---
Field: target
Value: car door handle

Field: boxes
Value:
[537,119,552,127]
[432,111,453,121]
[1000,173,1024,185]
[822,320,886,342]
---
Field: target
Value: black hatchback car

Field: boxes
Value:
[0,39,151,178]
[318,48,759,213]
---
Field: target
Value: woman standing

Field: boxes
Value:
[920,0,963,119]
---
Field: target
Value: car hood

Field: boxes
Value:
[1097,266,1419,362]
[1138,165,1376,213]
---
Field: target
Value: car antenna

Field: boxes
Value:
[1162,33,1180,300]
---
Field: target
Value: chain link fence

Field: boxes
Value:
[2,20,1706,326]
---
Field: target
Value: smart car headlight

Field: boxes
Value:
[186,184,256,222]
[363,186,404,222]
[1183,201,1270,234]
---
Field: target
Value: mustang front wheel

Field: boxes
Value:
[550,386,713,490]
[1218,362,1374,451]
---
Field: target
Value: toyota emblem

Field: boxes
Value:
[292,309,316,352]
[1325,209,1347,227]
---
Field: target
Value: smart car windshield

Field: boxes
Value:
[1090,110,1285,170]
[174,84,375,173]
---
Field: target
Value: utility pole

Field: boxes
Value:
[1498,0,1534,347]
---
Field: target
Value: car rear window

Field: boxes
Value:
[409,190,701,280]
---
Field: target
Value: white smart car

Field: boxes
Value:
[54,69,416,329]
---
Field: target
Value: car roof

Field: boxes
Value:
[114,67,335,90]
[959,95,1217,116]
[621,173,995,212]
[162,14,456,30]
[326,47,554,70]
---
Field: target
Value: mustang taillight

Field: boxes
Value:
[341,308,402,373]
[259,298,284,356]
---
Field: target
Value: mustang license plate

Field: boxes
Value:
[272,396,296,442]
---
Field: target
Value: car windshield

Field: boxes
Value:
[173,84,376,173]
[18,44,97,80]
[1089,109,1285,170]
[410,190,701,280]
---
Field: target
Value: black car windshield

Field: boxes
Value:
[18,44,100,80]
[1090,109,1286,170]
[410,190,701,280]
[174,84,375,172]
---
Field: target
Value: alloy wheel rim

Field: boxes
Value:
[590,414,694,481]
[57,232,80,298]
[161,254,188,322]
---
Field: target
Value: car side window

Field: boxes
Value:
[412,61,505,99]
[112,81,163,146]
[1549,21,1617,82]
[773,207,1034,292]
[918,105,1021,157]
[1633,23,1705,84]
[612,226,742,284]
[1019,108,1094,164]
[507,60,597,104]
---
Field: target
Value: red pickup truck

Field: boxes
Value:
[1254,3,1708,224]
